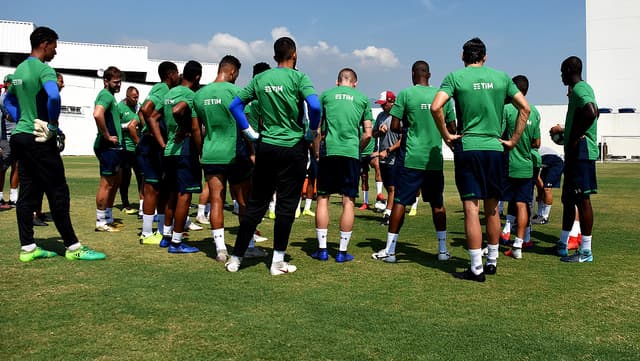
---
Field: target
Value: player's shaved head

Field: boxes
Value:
[337,68,358,83]
[274,37,296,63]
[412,61,430,76]
[183,60,202,82]
[253,62,270,77]
[561,56,582,76]
[158,61,178,81]
[218,55,241,73]
[512,75,529,95]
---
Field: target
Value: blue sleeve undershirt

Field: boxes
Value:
[43,80,61,126]
[229,96,249,130]
[305,94,321,130]
[3,93,19,121]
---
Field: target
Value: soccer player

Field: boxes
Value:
[4,26,105,261]
[501,75,541,259]
[372,90,400,225]
[551,56,599,262]
[226,37,321,275]
[0,74,19,210]
[136,61,180,245]
[93,66,124,232]
[371,60,455,263]
[431,38,530,282]
[152,60,202,254]
[194,55,266,262]
[532,145,564,224]
[312,68,373,262]
[117,86,143,215]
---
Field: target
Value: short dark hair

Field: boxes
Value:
[218,55,241,73]
[253,62,271,77]
[274,37,296,63]
[411,60,430,76]
[30,26,58,49]
[561,56,582,76]
[126,86,138,95]
[462,37,486,64]
[103,66,122,81]
[512,75,529,95]
[183,60,202,82]
[158,61,178,81]
[338,68,357,83]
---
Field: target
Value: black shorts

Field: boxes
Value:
[137,134,164,185]
[454,150,504,201]
[394,167,444,207]
[541,154,563,188]
[164,154,202,193]
[561,159,597,204]
[503,177,534,203]
[202,157,253,185]
[317,156,360,198]
[380,163,395,188]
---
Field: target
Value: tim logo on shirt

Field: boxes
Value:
[472,82,494,90]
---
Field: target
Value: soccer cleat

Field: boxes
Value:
[253,232,268,243]
[225,256,242,272]
[294,207,301,218]
[504,248,522,259]
[499,231,511,244]
[568,234,582,250]
[270,261,297,275]
[65,246,106,261]
[452,268,486,282]
[187,222,204,231]
[159,237,171,248]
[302,209,315,217]
[267,210,276,219]
[215,248,229,262]
[408,207,417,216]
[358,203,369,210]
[376,193,386,202]
[484,264,497,275]
[532,216,549,225]
[335,251,354,263]
[437,251,451,261]
[244,247,268,259]
[19,247,57,262]
[560,250,593,263]
[374,201,387,212]
[123,207,138,215]
[380,214,390,226]
[95,224,120,232]
[522,241,534,249]
[139,232,163,245]
[33,217,48,226]
[556,243,569,257]
[195,215,209,225]
[311,248,329,261]
[168,243,199,254]
[371,249,396,263]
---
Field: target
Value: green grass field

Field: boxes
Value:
[1,157,638,360]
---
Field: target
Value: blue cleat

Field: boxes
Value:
[335,251,354,263]
[560,250,593,263]
[556,243,568,257]
[159,237,171,248]
[168,243,199,254]
[311,248,329,261]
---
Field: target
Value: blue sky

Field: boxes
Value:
[6,0,585,105]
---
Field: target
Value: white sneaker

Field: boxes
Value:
[195,215,209,225]
[253,233,268,243]
[225,256,241,272]
[95,224,120,232]
[371,249,396,263]
[437,251,451,261]
[374,200,387,212]
[187,222,204,231]
[244,247,268,258]
[270,261,297,275]
[216,248,229,262]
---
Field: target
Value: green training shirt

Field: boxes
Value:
[9,57,58,134]
[390,85,455,170]
[244,100,261,132]
[118,100,139,152]
[439,66,519,151]
[160,85,196,157]
[238,67,317,147]
[93,88,122,149]
[320,85,373,159]
[195,82,242,164]
[141,82,170,135]
[529,105,541,168]
[504,103,538,178]
[564,81,599,160]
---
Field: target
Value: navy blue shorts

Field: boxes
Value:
[94,147,122,176]
[561,160,597,203]
[137,134,164,186]
[317,156,360,198]
[360,155,373,175]
[380,163,395,188]
[454,150,504,200]
[541,154,564,188]
[394,167,444,207]
[202,157,252,185]
[164,154,202,193]
[503,177,533,203]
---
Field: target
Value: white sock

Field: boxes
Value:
[197,204,206,218]
[339,231,352,252]
[141,214,154,237]
[376,182,383,195]
[386,232,398,254]
[9,188,18,202]
[67,242,82,251]
[162,223,172,238]
[362,190,368,204]
[272,250,285,264]
[304,198,313,211]
[486,244,499,266]
[411,197,419,210]
[503,215,515,234]
[513,237,524,249]
[436,230,447,253]
[157,214,166,235]
[469,248,484,275]
[570,220,581,237]
[212,228,225,250]
[138,200,144,215]
[581,235,592,254]
[316,228,328,249]
[559,230,570,247]
[21,243,37,252]
[96,209,107,227]
[268,199,276,212]
[171,231,183,244]
[0,192,4,201]
[542,204,551,219]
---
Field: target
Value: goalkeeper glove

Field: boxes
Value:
[33,119,58,143]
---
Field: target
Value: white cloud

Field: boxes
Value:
[271,27,295,41]
[352,46,399,68]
